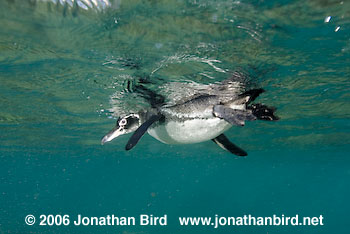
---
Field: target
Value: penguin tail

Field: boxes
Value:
[248,103,279,121]
[238,88,279,121]
[239,88,265,104]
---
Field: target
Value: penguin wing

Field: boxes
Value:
[212,134,247,156]
[213,105,256,126]
[125,114,163,150]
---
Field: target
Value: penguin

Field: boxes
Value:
[101,73,279,156]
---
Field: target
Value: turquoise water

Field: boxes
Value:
[1,0,349,233]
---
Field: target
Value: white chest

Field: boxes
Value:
[147,118,232,144]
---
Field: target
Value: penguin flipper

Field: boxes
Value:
[212,134,247,156]
[213,105,256,126]
[125,114,163,151]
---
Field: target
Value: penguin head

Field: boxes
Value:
[101,113,140,144]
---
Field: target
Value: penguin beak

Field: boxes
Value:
[101,126,124,145]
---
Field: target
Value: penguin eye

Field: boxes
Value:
[119,118,127,126]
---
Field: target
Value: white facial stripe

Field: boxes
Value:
[124,113,140,119]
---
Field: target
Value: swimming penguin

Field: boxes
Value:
[101,73,279,156]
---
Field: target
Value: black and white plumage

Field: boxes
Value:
[101,73,279,156]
